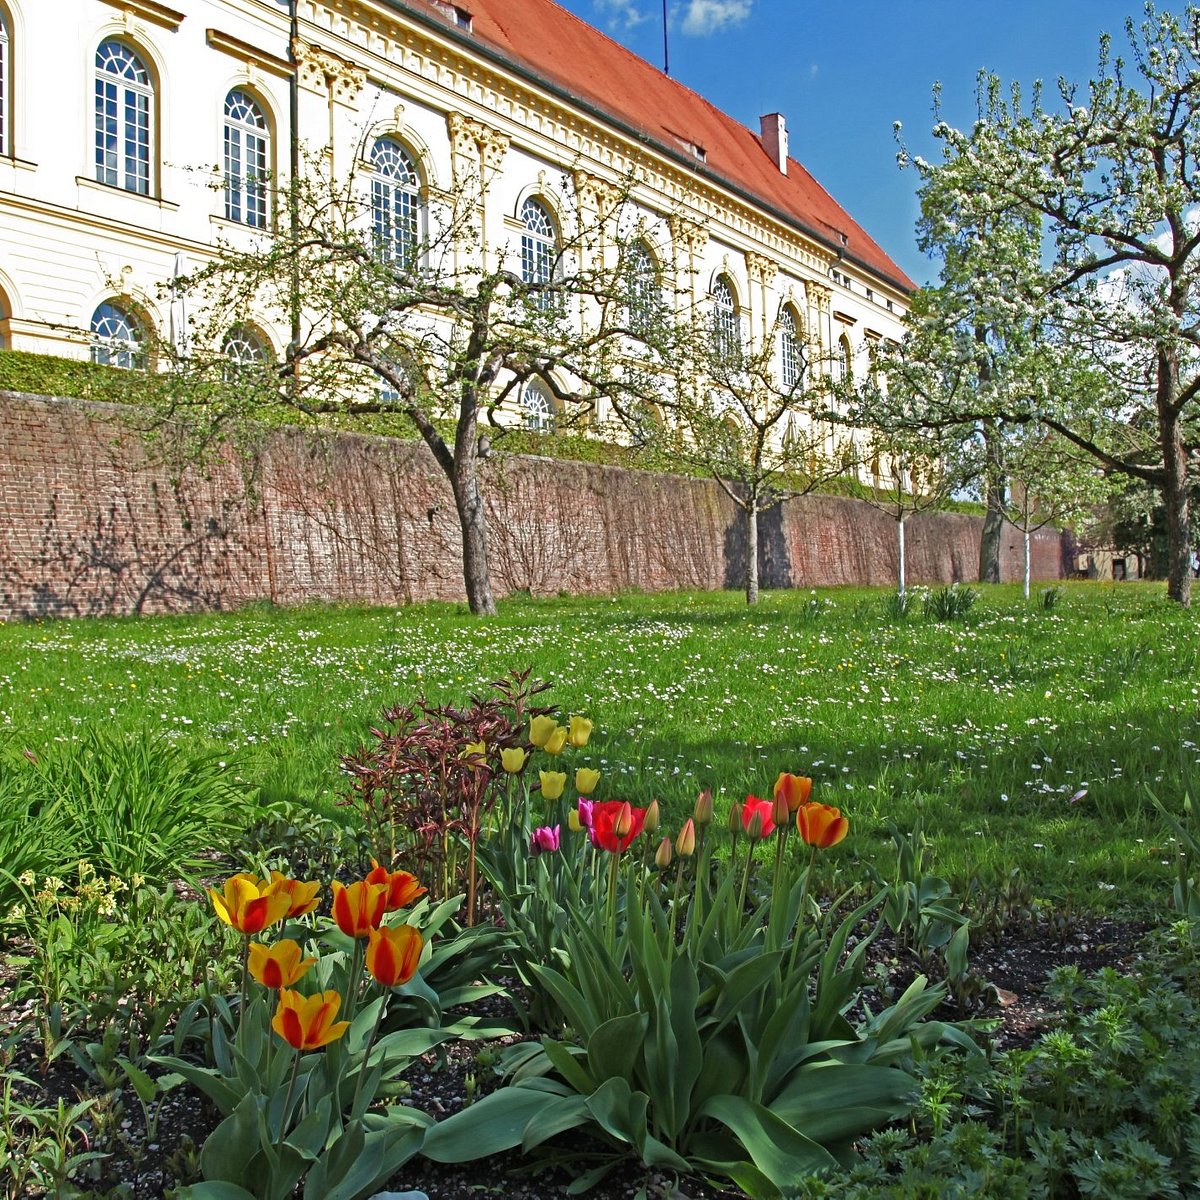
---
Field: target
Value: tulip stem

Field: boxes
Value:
[345,939,365,1023]
[351,989,389,1117]
[787,846,820,979]
[238,935,249,1042]
[606,851,620,952]
[737,839,754,922]
[669,860,684,959]
[278,1052,301,1153]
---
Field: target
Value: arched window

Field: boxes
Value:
[522,380,555,433]
[224,90,269,227]
[625,240,659,334]
[95,40,153,195]
[222,323,269,365]
[369,137,421,266]
[0,284,11,351]
[0,11,10,158]
[90,300,145,368]
[836,333,853,383]
[712,275,739,362]
[780,306,804,389]
[520,198,556,309]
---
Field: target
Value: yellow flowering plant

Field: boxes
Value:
[153,866,462,1200]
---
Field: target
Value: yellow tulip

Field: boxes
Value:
[529,716,559,748]
[574,767,601,795]
[540,770,567,801]
[461,740,487,771]
[543,726,568,755]
[567,716,593,748]
[675,818,696,857]
[568,808,584,833]
[209,873,290,935]
[655,837,673,869]
[501,747,527,773]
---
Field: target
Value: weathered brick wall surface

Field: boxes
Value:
[0,392,1068,620]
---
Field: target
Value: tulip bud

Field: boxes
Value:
[568,808,584,833]
[544,726,569,755]
[567,715,593,748]
[675,818,696,857]
[727,802,743,835]
[540,770,567,801]
[745,810,764,842]
[655,837,673,869]
[613,802,633,838]
[772,789,791,829]
[644,799,660,833]
[693,789,714,826]
[530,715,558,748]
[575,767,601,795]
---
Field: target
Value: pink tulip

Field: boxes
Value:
[530,825,561,855]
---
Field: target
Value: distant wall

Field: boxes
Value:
[0,392,1069,620]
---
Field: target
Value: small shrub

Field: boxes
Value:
[881,589,916,620]
[923,585,978,622]
[1040,585,1063,610]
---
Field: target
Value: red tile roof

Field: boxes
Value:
[387,0,914,293]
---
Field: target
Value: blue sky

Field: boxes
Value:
[554,0,1186,287]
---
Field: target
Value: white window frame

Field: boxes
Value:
[90,300,145,369]
[369,137,421,266]
[712,275,739,361]
[520,198,557,309]
[224,90,269,227]
[94,39,152,195]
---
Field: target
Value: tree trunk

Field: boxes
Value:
[897,515,907,598]
[1023,527,1031,600]
[451,403,498,617]
[1157,349,1192,607]
[455,474,497,616]
[745,498,759,605]
[978,416,1005,584]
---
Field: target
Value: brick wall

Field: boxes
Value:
[0,392,1069,620]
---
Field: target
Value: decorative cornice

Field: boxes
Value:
[809,283,832,311]
[669,215,708,253]
[206,29,292,78]
[745,251,778,287]
[573,170,619,214]
[98,0,185,30]
[292,37,366,106]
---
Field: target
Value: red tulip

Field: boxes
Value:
[740,795,776,840]
[588,800,647,853]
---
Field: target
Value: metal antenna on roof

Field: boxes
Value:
[662,0,670,74]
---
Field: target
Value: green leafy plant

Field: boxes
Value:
[424,782,978,1197]
[922,585,978,622]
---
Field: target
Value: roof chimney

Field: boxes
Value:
[760,112,788,175]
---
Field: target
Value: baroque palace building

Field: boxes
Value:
[0,0,913,435]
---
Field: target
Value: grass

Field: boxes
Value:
[1,581,1196,916]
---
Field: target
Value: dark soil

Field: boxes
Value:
[0,915,1148,1200]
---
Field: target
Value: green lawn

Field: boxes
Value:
[2,581,1196,915]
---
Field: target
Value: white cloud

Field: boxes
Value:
[596,0,651,30]
[679,0,752,36]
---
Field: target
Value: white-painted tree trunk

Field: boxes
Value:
[1023,527,1031,600]
[897,516,907,598]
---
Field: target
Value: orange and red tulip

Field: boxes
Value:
[773,773,813,812]
[365,924,424,987]
[331,879,388,937]
[272,988,350,1050]
[248,938,316,989]
[364,861,427,913]
[209,873,290,935]
[795,802,849,849]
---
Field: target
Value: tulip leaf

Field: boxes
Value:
[520,1093,589,1152]
[540,1037,597,1095]
[586,1012,647,1085]
[199,1091,262,1184]
[770,1063,918,1143]
[286,1100,333,1161]
[527,963,597,1035]
[639,1133,691,1172]
[420,1086,557,1162]
[698,1094,837,1186]
[302,1119,375,1200]
[148,1056,241,1116]
[583,1076,643,1147]
[176,1185,259,1200]
[349,996,386,1050]
[709,950,783,1035]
